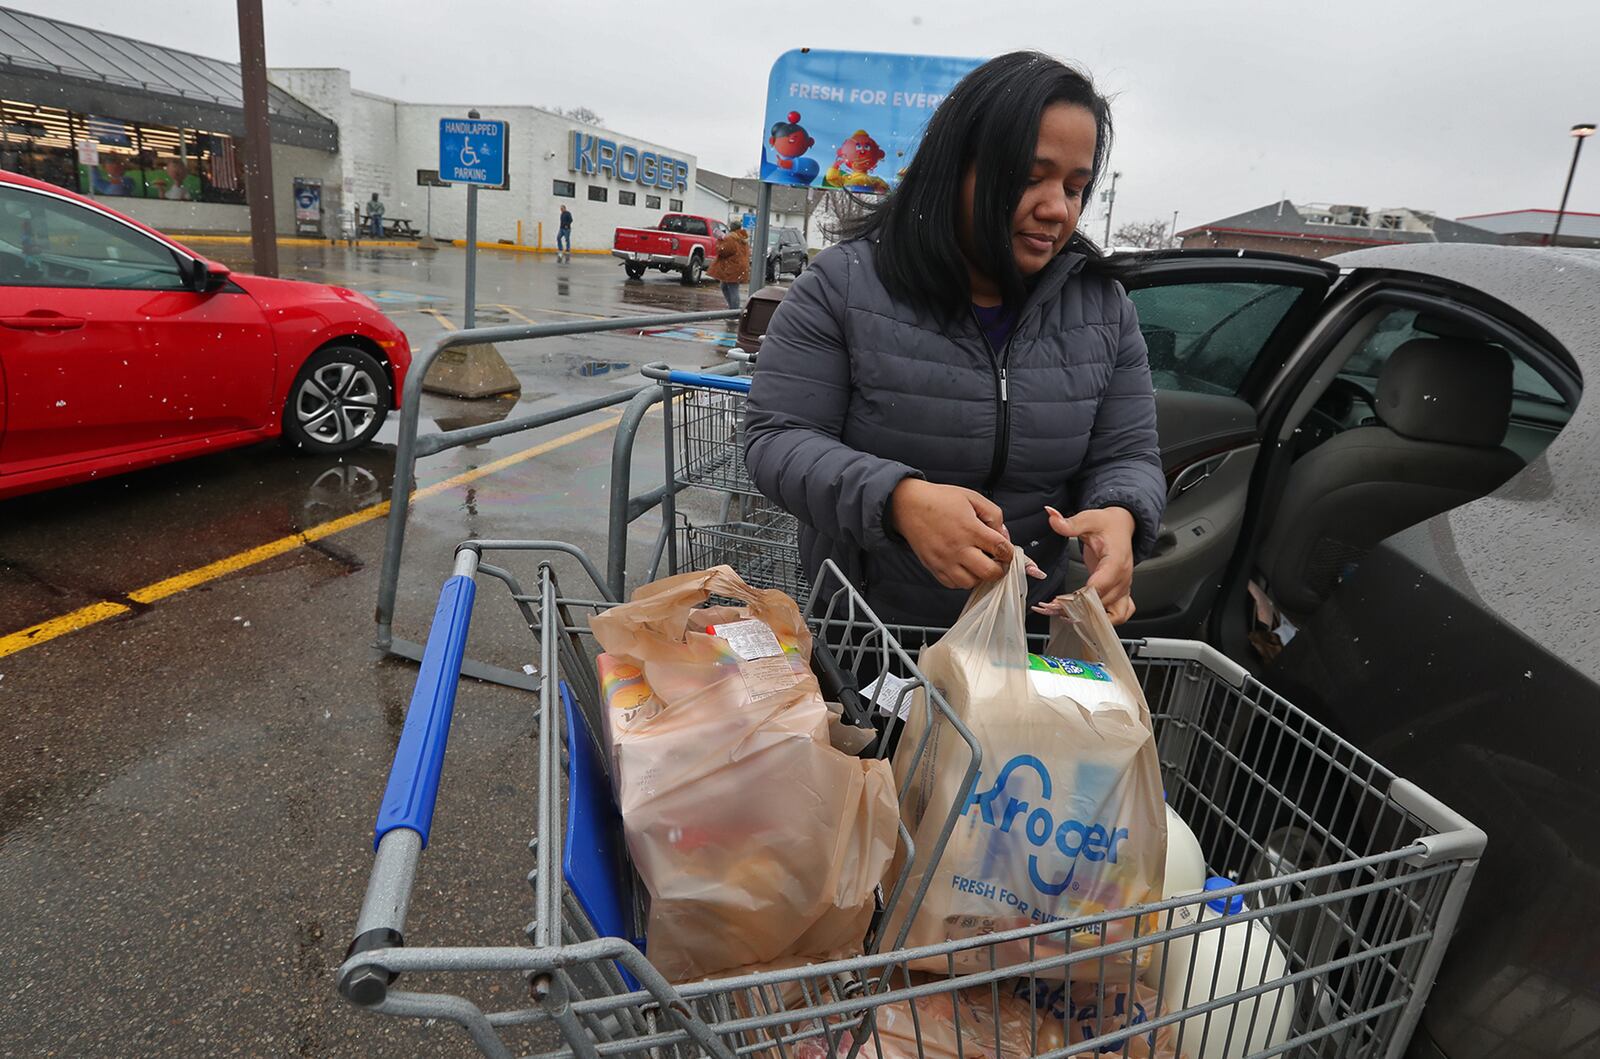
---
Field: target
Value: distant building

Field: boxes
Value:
[1455,209,1600,249]
[692,168,815,244]
[1178,200,1503,259]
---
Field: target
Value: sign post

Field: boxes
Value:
[429,111,519,400]
[750,49,982,293]
[439,111,508,329]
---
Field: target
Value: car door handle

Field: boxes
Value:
[0,313,86,332]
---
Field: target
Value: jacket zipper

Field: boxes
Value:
[972,307,1014,492]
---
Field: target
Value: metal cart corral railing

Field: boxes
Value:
[341,540,1485,1059]
[371,311,739,688]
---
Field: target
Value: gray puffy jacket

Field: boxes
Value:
[744,238,1165,627]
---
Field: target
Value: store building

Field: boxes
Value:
[1,8,701,249]
[0,6,338,234]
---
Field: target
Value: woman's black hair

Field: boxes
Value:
[844,51,1112,319]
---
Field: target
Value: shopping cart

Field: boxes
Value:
[640,363,807,600]
[340,539,1484,1059]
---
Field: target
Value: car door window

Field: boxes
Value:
[0,186,187,290]
[682,217,708,237]
[1128,282,1307,396]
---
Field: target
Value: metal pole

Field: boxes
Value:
[750,181,772,296]
[1551,133,1589,247]
[464,110,480,329]
[1169,209,1179,248]
[426,183,432,240]
[1101,170,1121,248]
[235,0,279,277]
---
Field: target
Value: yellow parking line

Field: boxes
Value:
[419,308,458,331]
[489,302,606,321]
[0,414,622,659]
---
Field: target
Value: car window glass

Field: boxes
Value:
[681,217,707,237]
[0,185,186,290]
[1128,282,1305,396]
[1342,308,1566,408]
[660,215,686,233]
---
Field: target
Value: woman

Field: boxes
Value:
[744,52,1164,628]
[708,223,750,310]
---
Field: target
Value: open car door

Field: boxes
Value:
[1081,250,1339,639]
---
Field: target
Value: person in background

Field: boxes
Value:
[744,52,1165,629]
[367,192,385,237]
[163,159,189,200]
[556,204,572,261]
[181,161,204,202]
[708,222,750,312]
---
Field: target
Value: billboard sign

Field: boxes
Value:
[757,49,982,193]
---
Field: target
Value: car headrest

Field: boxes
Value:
[1376,338,1513,447]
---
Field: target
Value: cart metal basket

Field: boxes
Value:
[340,541,1483,1059]
[643,364,807,601]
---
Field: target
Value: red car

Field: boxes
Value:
[0,170,410,501]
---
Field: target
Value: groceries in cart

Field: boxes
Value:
[884,553,1168,979]
[588,563,899,983]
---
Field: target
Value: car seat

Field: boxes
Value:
[1256,337,1525,620]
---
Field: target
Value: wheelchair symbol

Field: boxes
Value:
[459,139,480,167]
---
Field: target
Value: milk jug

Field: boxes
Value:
[1163,802,1208,899]
[1154,877,1296,1059]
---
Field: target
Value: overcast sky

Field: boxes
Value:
[23,0,1600,234]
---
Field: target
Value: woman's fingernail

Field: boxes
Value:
[1044,505,1063,519]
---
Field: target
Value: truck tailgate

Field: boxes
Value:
[613,228,671,253]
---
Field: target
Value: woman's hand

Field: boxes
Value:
[890,479,1016,590]
[1045,505,1138,624]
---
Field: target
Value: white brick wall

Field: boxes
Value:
[273,67,703,251]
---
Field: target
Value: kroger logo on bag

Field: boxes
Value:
[962,754,1130,897]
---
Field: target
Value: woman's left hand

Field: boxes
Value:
[1044,505,1138,624]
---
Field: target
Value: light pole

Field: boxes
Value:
[1100,171,1122,247]
[1550,122,1596,247]
[1169,210,1180,249]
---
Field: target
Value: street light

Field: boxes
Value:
[1100,170,1122,247]
[1550,122,1596,247]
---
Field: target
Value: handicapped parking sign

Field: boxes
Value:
[439,118,509,186]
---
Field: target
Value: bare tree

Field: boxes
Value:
[1112,218,1175,249]
[555,106,605,127]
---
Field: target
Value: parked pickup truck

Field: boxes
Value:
[612,213,727,284]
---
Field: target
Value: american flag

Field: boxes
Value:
[201,133,240,190]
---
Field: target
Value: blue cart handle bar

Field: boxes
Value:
[640,361,752,394]
[373,551,480,850]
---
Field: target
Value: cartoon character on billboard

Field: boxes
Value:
[766,111,819,184]
[823,129,890,192]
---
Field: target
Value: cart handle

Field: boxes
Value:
[640,361,752,393]
[343,548,482,1005]
[374,547,480,850]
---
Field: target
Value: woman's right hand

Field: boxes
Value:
[889,479,1014,589]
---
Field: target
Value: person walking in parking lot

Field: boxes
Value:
[367,192,385,237]
[557,205,573,261]
[708,223,750,312]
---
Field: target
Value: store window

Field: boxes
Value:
[619,190,636,206]
[1,100,245,203]
[552,179,575,197]
[646,194,661,210]
[588,185,607,202]
[669,198,683,212]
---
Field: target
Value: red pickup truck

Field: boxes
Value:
[612,213,727,284]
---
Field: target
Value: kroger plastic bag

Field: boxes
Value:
[589,564,898,983]
[883,553,1166,978]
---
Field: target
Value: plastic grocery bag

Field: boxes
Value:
[589,565,899,984]
[884,553,1166,978]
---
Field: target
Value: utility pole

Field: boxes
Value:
[1100,170,1122,248]
[1169,210,1180,248]
[236,0,278,277]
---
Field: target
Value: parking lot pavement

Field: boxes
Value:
[0,245,764,1057]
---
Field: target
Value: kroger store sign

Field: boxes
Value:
[569,131,689,191]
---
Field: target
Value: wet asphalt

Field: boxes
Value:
[0,244,767,1057]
